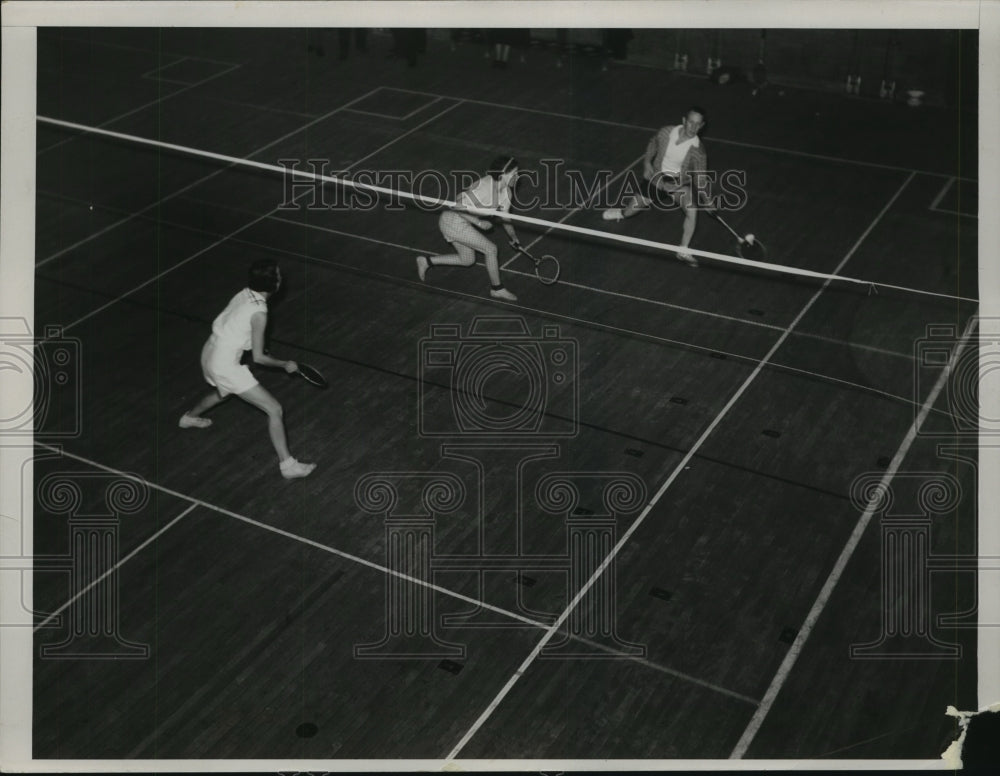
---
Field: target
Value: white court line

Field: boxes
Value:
[37,114,977,303]
[31,503,197,633]
[35,86,384,268]
[163,198,918,364]
[139,56,188,80]
[54,101,462,335]
[930,207,979,220]
[343,107,420,121]
[400,95,444,120]
[381,86,976,182]
[344,95,444,121]
[38,183,938,413]
[728,312,979,759]
[500,152,645,270]
[928,176,956,211]
[29,442,753,704]
[927,176,978,219]
[278,218,918,363]
[149,208,955,413]
[443,172,919,762]
[46,184,902,393]
[31,442,543,629]
[37,61,242,158]
[142,76,220,87]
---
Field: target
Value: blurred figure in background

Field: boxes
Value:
[488,29,528,68]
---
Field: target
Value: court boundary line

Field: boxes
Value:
[927,175,978,219]
[929,176,955,211]
[728,311,979,758]
[33,194,891,507]
[163,203,939,412]
[29,443,545,629]
[344,107,417,120]
[36,86,387,268]
[37,113,976,303]
[265,209,927,363]
[931,208,978,219]
[139,56,240,86]
[268,211,790,336]
[31,442,757,707]
[380,86,976,182]
[37,182,949,417]
[139,55,188,80]
[39,38,975,184]
[442,172,918,762]
[53,99,463,335]
[38,181,949,422]
[37,60,242,157]
[31,504,198,633]
[169,194,924,364]
[343,93,443,121]
[32,218,928,503]
[34,187,944,730]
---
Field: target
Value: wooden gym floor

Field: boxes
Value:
[28,27,978,761]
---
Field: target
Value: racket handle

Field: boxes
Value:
[711,211,743,241]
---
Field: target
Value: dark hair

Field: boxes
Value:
[687,105,707,122]
[248,259,280,293]
[488,155,518,180]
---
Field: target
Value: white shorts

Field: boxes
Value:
[200,335,258,397]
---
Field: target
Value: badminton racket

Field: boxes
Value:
[509,241,561,285]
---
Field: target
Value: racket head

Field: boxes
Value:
[296,363,328,388]
[534,254,561,285]
[740,238,767,261]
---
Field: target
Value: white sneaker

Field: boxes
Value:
[675,252,699,267]
[490,287,518,302]
[416,255,429,281]
[178,413,212,429]
[602,208,625,221]
[280,457,316,479]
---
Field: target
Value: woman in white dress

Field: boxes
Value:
[416,155,523,301]
[179,259,316,479]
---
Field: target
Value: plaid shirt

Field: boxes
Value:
[644,125,710,194]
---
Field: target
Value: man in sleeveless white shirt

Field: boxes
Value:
[602,107,710,267]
